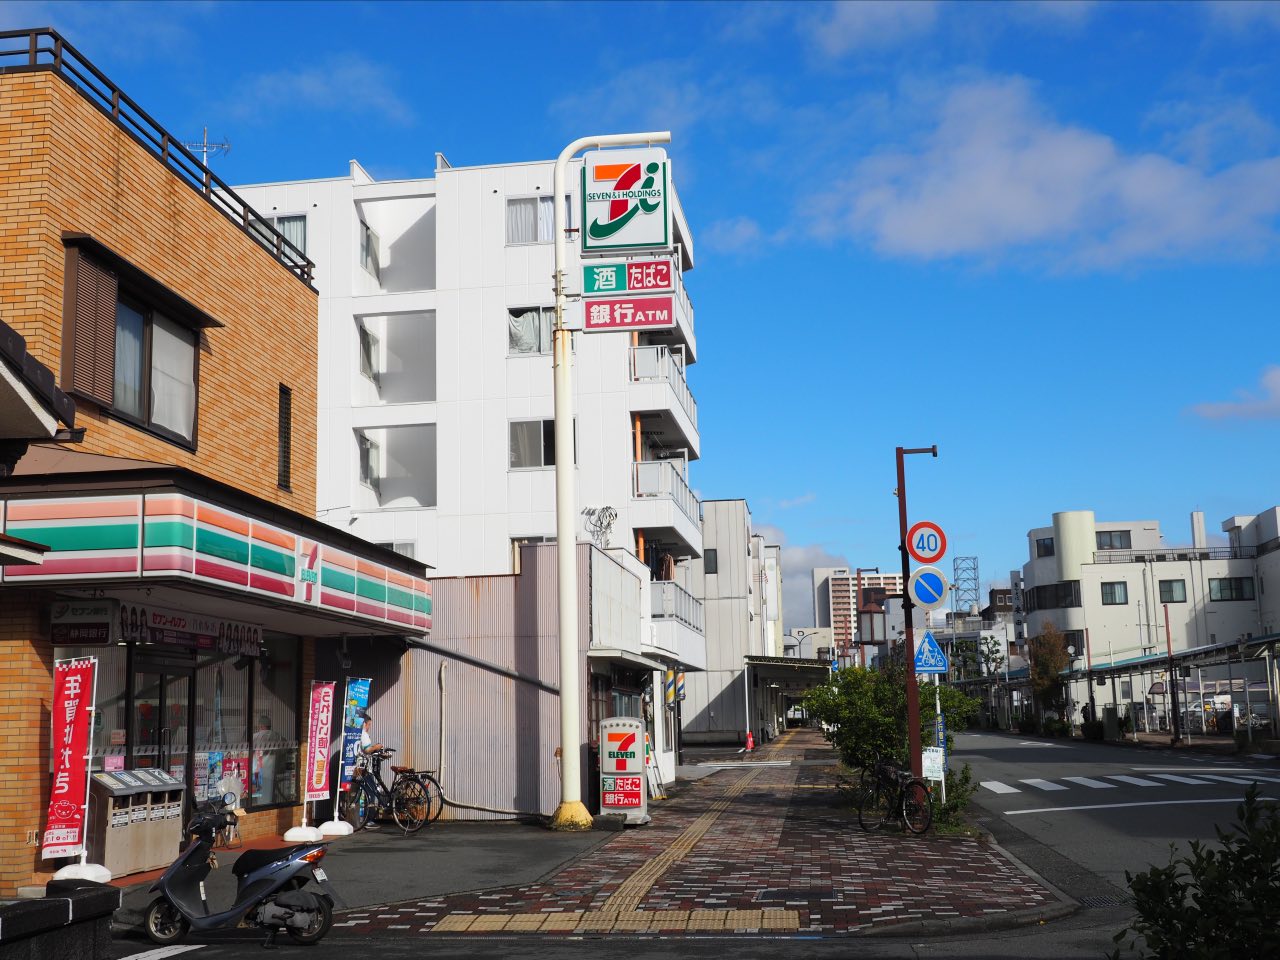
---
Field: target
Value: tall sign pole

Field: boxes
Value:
[896,445,937,779]
[550,131,671,832]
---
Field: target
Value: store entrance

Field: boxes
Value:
[130,662,195,795]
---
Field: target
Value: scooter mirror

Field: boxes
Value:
[223,791,238,807]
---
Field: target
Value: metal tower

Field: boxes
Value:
[953,556,980,616]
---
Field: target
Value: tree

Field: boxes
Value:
[978,634,1006,676]
[1029,623,1069,718]
[951,638,979,680]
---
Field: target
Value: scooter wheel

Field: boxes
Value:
[286,895,334,945]
[144,896,190,945]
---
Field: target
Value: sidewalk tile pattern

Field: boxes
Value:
[330,730,1056,936]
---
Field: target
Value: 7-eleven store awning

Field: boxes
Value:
[0,452,430,638]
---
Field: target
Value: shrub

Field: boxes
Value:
[933,762,977,828]
[1041,716,1069,737]
[1111,784,1280,959]
[1081,720,1105,741]
[1016,717,1038,735]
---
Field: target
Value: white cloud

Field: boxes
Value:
[778,492,817,509]
[755,524,851,631]
[1206,1,1280,31]
[227,55,413,127]
[1190,366,1280,420]
[1014,0,1099,27]
[806,1,940,57]
[1146,97,1280,170]
[809,76,1280,267]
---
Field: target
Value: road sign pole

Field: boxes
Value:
[896,445,936,780]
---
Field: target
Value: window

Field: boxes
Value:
[505,195,571,245]
[1096,530,1132,550]
[1024,581,1081,612]
[1036,537,1055,557]
[1159,579,1187,603]
[277,385,292,490]
[359,220,381,281]
[376,541,415,559]
[1209,577,1255,601]
[704,548,718,575]
[251,214,307,255]
[1101,581,1129,605]
[509,419,573,469]
[358,324,380,383]
[357,433,381,492]
[508,307,556,355]
[65,245,204,446]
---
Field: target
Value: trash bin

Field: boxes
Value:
[87,769,184,877]
[131,769,185,871]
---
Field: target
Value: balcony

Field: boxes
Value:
[647,580,706,671]
[628,345,699,459]
[631,460,702,558]
[1092,547,1257,564]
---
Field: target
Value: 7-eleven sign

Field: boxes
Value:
[581,148,671,255]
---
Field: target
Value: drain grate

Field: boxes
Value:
[1078,895,1131,909]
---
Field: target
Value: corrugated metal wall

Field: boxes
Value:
[316,543,606,820]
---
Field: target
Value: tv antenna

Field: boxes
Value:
[181,126,231,167]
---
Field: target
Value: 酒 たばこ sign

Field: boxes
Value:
[583,258,675,296]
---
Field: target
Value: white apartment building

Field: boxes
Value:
[1020,509,1278,734]
[236,153,705,795]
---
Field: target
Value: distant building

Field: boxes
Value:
[812,567,902,666]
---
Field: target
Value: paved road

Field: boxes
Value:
[953,731,1280,899]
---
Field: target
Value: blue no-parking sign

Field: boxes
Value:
[907,565,949,611]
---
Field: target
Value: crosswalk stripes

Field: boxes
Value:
[1152,773,1213,785]
[1197,773,1254,784]
[1062,776,1115,789]
[979,780,1021,794]
[1019,778,1067,791]
[1107,775,1163,787]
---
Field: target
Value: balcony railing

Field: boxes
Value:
[633,459,699,525]
[1092,547,1257,564]
[650,581,704,633]
[0,28,315,287]
[629,345,697,427]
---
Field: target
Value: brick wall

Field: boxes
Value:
[0,599,55,893]
[0,70,318,515]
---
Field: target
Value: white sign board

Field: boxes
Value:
[599,716,649,824]
[581,148,671,256]
[922,746,946,781]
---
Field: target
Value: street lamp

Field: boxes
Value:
[549,130,671,833]
[896,444,938,780]
[855,567,879,669]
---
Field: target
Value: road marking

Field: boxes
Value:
[1020,778,1068,791]
[118,947,206,960]
[1133,767,1255,773]
[1151,774,1213,785]
[699,761,791,768]
[1062,776,1116,789]
[1107,775,1163,787]
[1018,741,1066,747]
[980,781,1021,794]
[1006,797,1277,816]
[1197,773,1254,785]
[1248,754,1274,760]
[1249,775,1280,783]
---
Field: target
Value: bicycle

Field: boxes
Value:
[856,754,932,835]
[339,749,443,832]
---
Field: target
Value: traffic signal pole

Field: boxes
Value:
[897,444,937,780]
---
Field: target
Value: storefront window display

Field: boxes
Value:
[251,636,299,806]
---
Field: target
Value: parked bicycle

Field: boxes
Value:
[856,753,932,834]
[339,748,444,832]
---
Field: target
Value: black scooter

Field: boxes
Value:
[144,791,340,947]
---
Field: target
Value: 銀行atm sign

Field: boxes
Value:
[584,295,675,332]
[581,148,671,255]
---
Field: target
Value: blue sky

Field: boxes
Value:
[8,1,1280,627]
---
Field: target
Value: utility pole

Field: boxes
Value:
[896,444,937,780]
[548,130,671,833]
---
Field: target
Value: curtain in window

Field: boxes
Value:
[276,215,306,254]
[113,301,146,419]
[510,421,541,468]
[151,313,196,440]
[508,308,541,354]
[507,198,537,244]
[537,196,555,243]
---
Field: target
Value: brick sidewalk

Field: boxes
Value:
[331,729,1059,936]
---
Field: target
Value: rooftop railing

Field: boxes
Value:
[0,28,315,287]
[1092,546,1257,563]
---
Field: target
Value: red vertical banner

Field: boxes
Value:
[305,681,336,802]
[43,658,97,859]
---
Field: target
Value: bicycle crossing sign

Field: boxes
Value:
[914,631,949,674]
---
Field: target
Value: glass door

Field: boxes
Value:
[130,667,194,787]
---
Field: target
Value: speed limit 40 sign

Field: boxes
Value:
[907,521,947,564]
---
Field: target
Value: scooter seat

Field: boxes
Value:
[232,844,315,878]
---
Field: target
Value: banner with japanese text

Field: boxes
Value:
[305,681,336,802]
[42,658,97,859]
[339,677,371,792]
